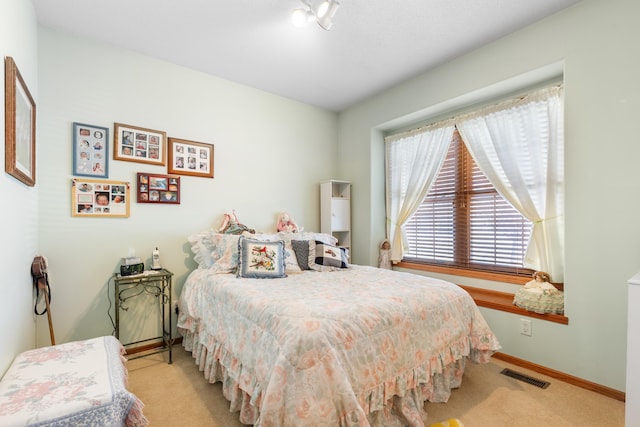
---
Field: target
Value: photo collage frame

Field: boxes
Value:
[168,137,214,178]
[137,173,180,204]
[114,123,166,166]
[69,121,212,216]
[73,122,109,178]
[72,179,130,217]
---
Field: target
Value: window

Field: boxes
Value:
[386,85,564,282]
[403,129,533,275]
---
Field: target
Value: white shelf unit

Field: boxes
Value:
[320,180,351,257]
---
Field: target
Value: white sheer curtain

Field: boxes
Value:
[457,86,564,282]
[385,121,455,262]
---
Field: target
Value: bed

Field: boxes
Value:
[177,231,500,426]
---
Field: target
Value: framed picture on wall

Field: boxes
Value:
[167,137,214,178]
[136,172,180,204]
[72,122,109,178]
[113,122,166,166]
[71,178,130,217]
[4,56,36,187]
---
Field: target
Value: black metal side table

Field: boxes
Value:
[113,268,173,363]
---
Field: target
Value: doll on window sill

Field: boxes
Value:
[513,271,564,315]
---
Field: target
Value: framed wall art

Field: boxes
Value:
[167,137,214,178]
[4,56,36,186]
[113,122,166,166]
[136,172,180,204]
[71,178,130,217]
[72,122,109,178]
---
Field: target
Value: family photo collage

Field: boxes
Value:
[71,122,214,217]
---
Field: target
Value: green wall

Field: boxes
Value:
[338,0,640,391]
[35,28,338,348]
[0,0,39,375]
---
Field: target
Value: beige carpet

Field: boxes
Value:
[126,347,624,426]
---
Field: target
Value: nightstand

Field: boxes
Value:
[113,268,173,363]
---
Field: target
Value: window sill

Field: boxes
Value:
[396,261,568,325]
[396,261,533,285]
[459,285,568,325]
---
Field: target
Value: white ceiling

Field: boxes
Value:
[33,0,581,112]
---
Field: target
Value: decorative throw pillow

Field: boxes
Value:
[188,230,218,268]
[245,233,302,273]
[291,239,313,270]
[188,231,241,272]
[237,237,287,279]
[283,240,302,273]
[298,232,338,246]
[309,240,349,271]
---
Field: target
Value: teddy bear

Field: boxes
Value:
[276,212,299,233]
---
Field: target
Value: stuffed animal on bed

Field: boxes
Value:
[276,212,300,233]
[217,210,255,235]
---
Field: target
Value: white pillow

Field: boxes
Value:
[188,231,241,272]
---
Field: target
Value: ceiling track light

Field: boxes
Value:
[291,0,340,31]
[291,7,316,27]
[316,0,340,30]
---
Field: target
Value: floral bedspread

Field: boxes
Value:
[178,265,500,427]
[0,336,147,427]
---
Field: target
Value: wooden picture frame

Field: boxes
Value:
[167,137,214,178]
[113,123,166,166]
[4,56,36,186]
[136,172,180,204]
[72,178,130,217]
[72,122,109,178]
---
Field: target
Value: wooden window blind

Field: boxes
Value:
[403,129,533,275]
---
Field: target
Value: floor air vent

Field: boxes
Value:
[500,368,550,389]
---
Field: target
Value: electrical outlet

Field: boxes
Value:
[520,319,532,336]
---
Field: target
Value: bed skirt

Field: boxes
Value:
[180,326,484,427]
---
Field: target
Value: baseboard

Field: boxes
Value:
[493,352,625,402]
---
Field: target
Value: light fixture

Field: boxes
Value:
[316,0,340,30]
[291,6,316,28]
[316,1,330,18]
[291,0,340,31]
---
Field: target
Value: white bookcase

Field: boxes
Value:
[320,180,351,256]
